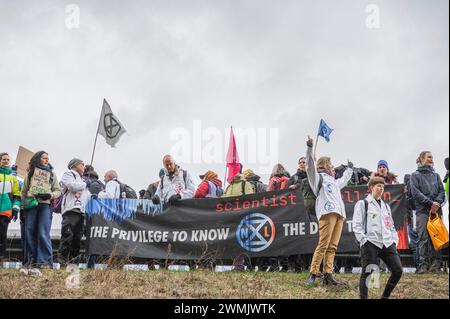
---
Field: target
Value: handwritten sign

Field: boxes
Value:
[29,168,52,195]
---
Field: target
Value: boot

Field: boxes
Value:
[323,273,348,287]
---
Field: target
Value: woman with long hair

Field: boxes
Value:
[21,151,61,268]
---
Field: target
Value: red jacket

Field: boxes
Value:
[194,179,223,198]
[267,175,290,191]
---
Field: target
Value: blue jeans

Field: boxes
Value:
[24,204,53,267]
[408,223,420,269]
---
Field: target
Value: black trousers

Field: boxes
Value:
[359,242,403,299]
[0,215,9,259]
[57,211,84,265]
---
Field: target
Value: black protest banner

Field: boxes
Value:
[85,185,407,260]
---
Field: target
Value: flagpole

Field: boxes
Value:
[223,165,228,189]
[90,101,103,166]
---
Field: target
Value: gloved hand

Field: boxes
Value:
[168,194,182,205]
[85,179,92,189]
[347,161,354,169]
[35,193,52,201]
[151,195,161,205]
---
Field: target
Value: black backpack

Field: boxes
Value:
[116,180,138,199]
[300,175,323,216]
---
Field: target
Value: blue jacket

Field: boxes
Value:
[410,166,446,215]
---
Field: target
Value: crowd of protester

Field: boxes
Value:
[0,146,448,295]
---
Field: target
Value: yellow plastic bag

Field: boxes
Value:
[427,212,449,251]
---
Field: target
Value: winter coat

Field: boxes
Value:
[223,174,254,197]
[267,172,291,191]
[410,165,446,215]
[83,170,105,196]
[245,173,267,193]
[287,169,307,189]
[194,179,223,199]
[353,194,399,249]
[155,167,196,203]
[0,166,21,219]
[306,145,353,220]
[143,182,159,200]
[61,170,91,214]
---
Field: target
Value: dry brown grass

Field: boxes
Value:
[0,269,448,299]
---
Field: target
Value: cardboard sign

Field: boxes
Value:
[15,146,34,179]
[29,168,52,195]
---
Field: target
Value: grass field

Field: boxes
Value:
[0,269,448,299]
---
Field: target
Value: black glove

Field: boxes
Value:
[168,194,182,205]
[35,193,52,201]
[347,161,354,169]
[85,180,92,189]
[151,195,161,205]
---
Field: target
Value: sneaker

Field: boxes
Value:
[306,273,319,287]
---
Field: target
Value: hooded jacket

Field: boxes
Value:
[245,173,267,193]
[61,170,91,214]
[223,174,254,197]
[306,145,353,220]
[194,179,223,199]
[410,165,446,215]
[353,194,399,249]
[0,166,21,219]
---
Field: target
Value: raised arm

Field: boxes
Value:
[306,136,320,196]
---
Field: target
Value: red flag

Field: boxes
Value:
[226,127,241,184]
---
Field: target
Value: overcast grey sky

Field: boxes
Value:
[1,0,448,192]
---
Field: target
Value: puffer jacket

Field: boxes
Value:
[306,145,353,220]
[61,170,91,214]
[410,165,446,215]
[245,173,267,193]
[0,166,21,219]
[223,174,254,197]
[194,179,223,199]
[353,194,398,249]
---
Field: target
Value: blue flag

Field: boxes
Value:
[317,119,333,142]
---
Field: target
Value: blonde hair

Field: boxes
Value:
[317,157,331,169]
